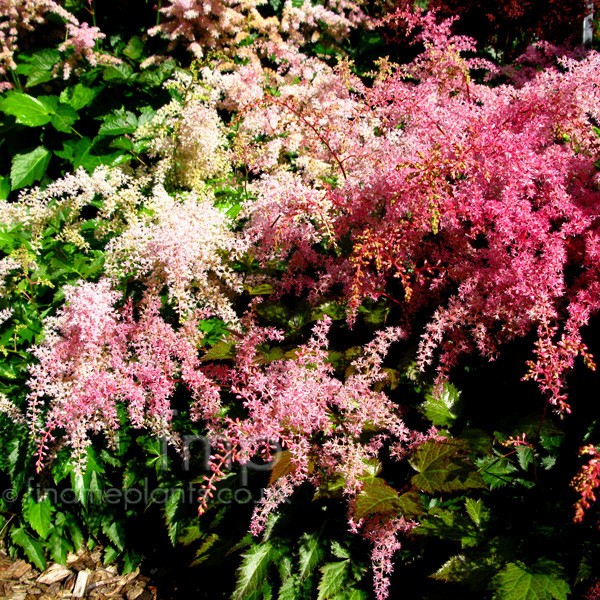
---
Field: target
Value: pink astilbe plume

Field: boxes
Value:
[27,280,221,472]
[362,515,417,600]
[58,22,121,79]
[0,0,115,80]
[149,0,365,59]
[192,315,432,600]
[0,0,76,78]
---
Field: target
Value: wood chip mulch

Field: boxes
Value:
[0,549,159,600]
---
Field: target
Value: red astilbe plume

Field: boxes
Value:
[393,0,599,59]
[572,445,600,524]
[236,9,600,412]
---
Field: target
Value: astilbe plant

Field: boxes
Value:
[149,0,365,61]
[105,185,242,321]
[12,5,600,597]
[26,279,222,472]
[194,315,434,599]
[0,0,119,83]
[233,9,600,414]
[24,277,432,598]
[0,0,76,80]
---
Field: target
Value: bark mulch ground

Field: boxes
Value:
[0,549,159,600]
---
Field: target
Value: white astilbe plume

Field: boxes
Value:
[0,166,150,251]
[135,77,231,189]
[105,186,243,321]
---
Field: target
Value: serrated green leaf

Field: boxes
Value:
[49,530,72,564]
[202,340,236,361]
[317,561,349,600]
[122,549,142,574]
[98,111,138,136]
[278,575,300,600]
[410,440,485,494]
[24,49,60,86]
[0,93,53,126]
[11,527,46,570]
[432,553,498,589]
[59,84,98,111]
[10,146,51,190]
[421,382,463,427]
[51,104,78,133]
[516,446,534,471]
[27,497,52,539]
[63,513,84,551]
[476,456,518,489]
[164,488,184,545]
[298,531,325,580]
[354,478,400,519]
[190,533,219,566]
[109,136,134,151]
[178,525,204,546]
[492,563,570,600]
[102,516,125,551]
[233,542,274,600]
[330,542,350,560]
[70,472,87,508]
[465,498,487,527]
[104,546,119,564]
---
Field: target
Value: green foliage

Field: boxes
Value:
[420,382,464,427]
[492,562,570,600]
[354,478,402,520]
[11,527,46,570]
[234,542,275,600]
[410,439,485,494]
[317,559,350,600]
[10,146,52,189]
